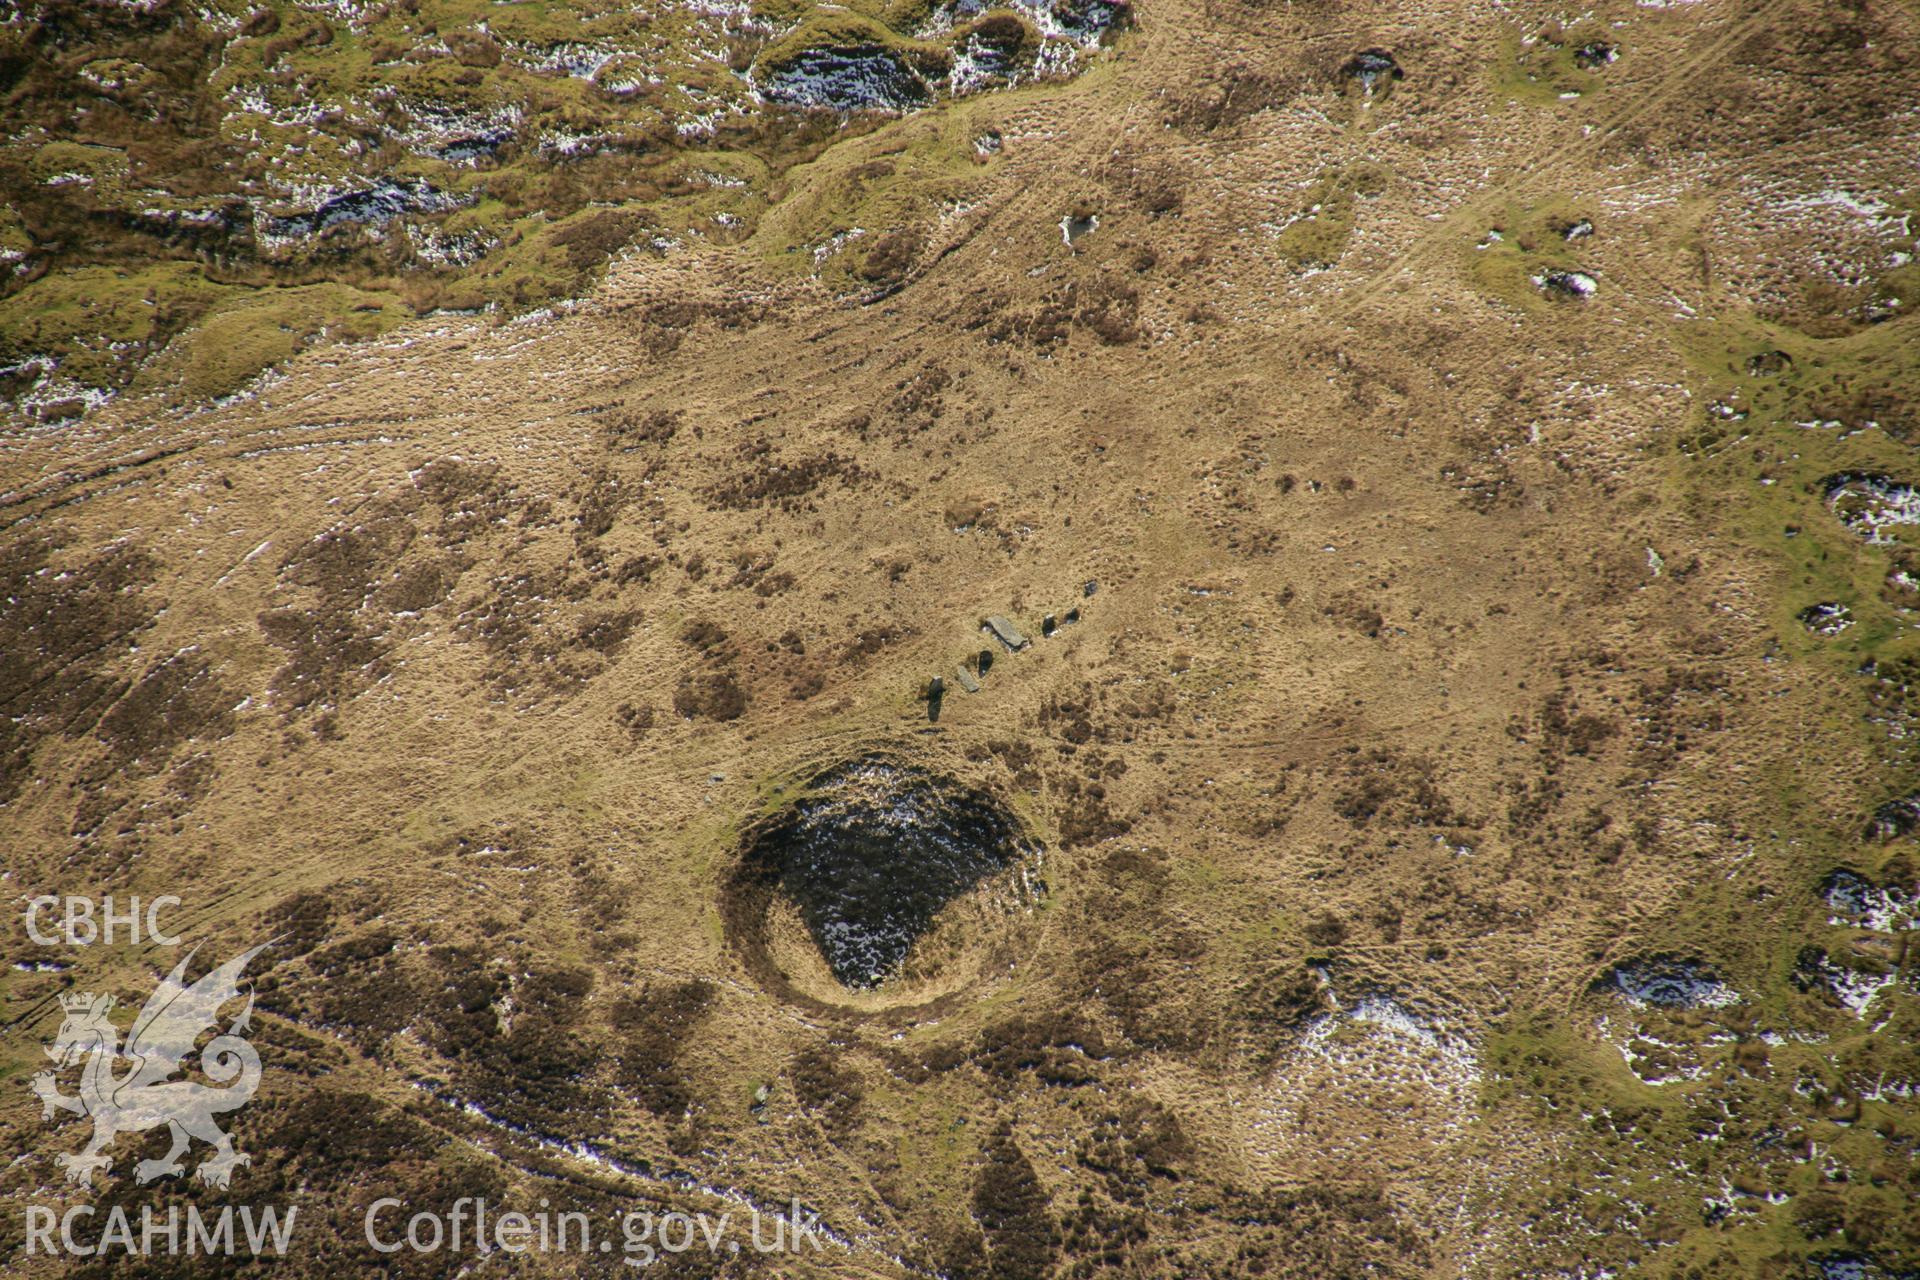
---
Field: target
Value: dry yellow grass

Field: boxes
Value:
[4,0,1920,1275]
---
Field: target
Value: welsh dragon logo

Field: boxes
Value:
[31,943,270,1188]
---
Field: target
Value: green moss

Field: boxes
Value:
[756,12,950,79]
[1461,195,1603,310]
[751,107,986,292]
[0,263,235,389]
[1483,1012,1671,1114]
[1663,302,1920,669]
[1273,163,1390,268]
[0,205,31,258]
[0,0,1115,415]
[446,204,652,313]
[1876,261,1920,313]
[880,0,943,33]
[152,283,410,403]
[1492,27,1612,106]
[1572,286,1920,1273]
[952,12,1042,65]
[29,140,130,186]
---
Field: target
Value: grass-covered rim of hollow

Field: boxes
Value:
[722,754,1045,1010]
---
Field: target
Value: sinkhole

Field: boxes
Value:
[1602,955,1737,1009]
[731,758,1040,993]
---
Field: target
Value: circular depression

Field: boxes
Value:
[723,757,1044,1016]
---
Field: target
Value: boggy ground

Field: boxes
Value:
[4,0,1920,1276]
[0,0,1126,418]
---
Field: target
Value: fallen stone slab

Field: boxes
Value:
[954,667,981,693]
[983,615,1029,651]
